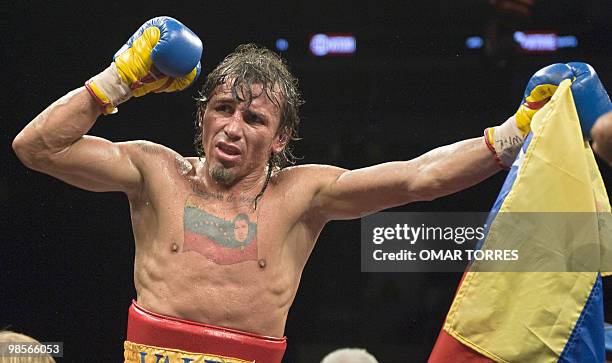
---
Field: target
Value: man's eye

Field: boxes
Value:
[245,112,263,124]
[216,105,232,113]
[248,116,262,124]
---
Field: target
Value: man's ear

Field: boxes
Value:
[271,131,288,155]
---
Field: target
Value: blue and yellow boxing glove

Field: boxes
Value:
[565,62,612,137]
[485,62,612,168]
[85,16,202,114]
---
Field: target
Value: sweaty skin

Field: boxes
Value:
[12,83,500,337]
[129,151,327,337]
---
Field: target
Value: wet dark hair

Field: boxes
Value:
[194,44,304,169]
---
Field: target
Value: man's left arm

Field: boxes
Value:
[311,137,499,220]
[313,62,611,221]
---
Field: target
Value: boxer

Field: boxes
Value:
[12,16,610,362]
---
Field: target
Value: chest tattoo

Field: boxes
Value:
[182,193,258,265]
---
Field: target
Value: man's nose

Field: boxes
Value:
[223,113,243,140]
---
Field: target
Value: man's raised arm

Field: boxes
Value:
[12,87,144,194]
[12,17,202,196]
[312,62,607,221]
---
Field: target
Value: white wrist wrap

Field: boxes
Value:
[85,63,132,114]
[487,115,526,168]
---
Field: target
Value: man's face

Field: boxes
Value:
[201,82,285,185]
[233,218,249,242]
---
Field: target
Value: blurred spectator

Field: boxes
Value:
[321,347,379,363]
[0,331,55,363]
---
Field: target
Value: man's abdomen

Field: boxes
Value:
[133,249,294,338]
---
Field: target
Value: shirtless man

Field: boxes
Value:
[12,17,605,362]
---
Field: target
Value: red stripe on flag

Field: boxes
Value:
[428,330,493,363]
[429,272,493,362]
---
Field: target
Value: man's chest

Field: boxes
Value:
[146,180,298,266]
[182,188,262,265]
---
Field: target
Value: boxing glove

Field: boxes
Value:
[485,62,612,168]
[565,62,612,137]
[85,16,203,114]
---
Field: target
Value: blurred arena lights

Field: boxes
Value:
[275,38,289,52]
[465,32,579,52]
[308,33,356,57]
[466,36,484,49]
[513,31,578,52]
[556,35,578,48]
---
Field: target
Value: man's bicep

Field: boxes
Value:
[36,136,144,195]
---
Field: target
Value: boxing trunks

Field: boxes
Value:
[124,301,287,363]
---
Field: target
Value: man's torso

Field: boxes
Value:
[127,143,326,337]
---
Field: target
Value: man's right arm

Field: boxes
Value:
[12,87,144,196]
[12,16,203,197]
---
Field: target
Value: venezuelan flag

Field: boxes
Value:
[429,80,612,363]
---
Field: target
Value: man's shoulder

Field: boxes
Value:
[270,164,350,222]
[122,140,195,175]
[272,164,347,188]
[277,163,346,175]
[122,140,176,156]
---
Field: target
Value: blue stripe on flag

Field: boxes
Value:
[476,133,533,251]
[558,274,605,363]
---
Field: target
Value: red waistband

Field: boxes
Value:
[126,300,286,362]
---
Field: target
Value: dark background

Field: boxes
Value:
[2,1,611,362]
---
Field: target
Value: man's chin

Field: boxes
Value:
[209,164,237,186]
